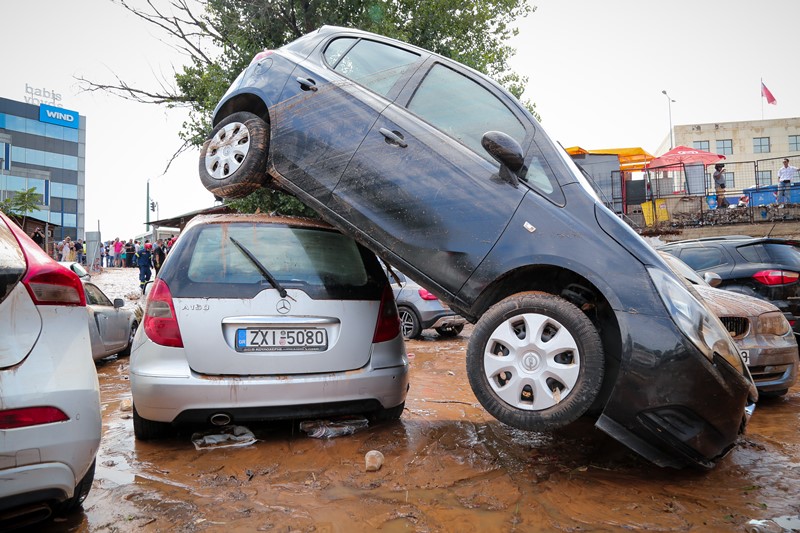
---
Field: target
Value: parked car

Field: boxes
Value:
[129,214,408,440]
[659,251,798,397]
[382,262,466,339]
[197,26,756,468]
[0,212,101,529]
[59,261,90,280]
[82,280,138,361]
[658,236,800,338]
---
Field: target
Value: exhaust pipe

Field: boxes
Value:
[209,413,231,426]
[1,502,52,530]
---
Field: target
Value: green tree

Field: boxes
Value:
[83,0,537,214]
[0,187,41,227]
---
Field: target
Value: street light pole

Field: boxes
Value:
[146,178,151,232]
[662,90,675,149]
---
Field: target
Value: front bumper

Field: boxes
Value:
[597,311,754,469]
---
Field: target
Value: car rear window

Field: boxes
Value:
[737,242,800,266]
[161,222,385,300]
[0,219,26,304]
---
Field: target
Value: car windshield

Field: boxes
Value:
[185,223,371,290]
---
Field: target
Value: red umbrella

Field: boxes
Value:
[646,145,726,169]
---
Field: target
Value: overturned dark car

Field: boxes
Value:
[198,26,757,468]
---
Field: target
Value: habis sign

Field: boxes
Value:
[39,104,80,130]
[25,83,62,106]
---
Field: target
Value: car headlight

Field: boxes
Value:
[755,311,791,336]
[648,267,743,373]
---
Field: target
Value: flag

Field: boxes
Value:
[761,81,777,105]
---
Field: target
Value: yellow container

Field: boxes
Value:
[641,199,669,226]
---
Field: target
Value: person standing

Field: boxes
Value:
[125,239,136,268]
[152,239,166,276]
[113,238,124,268]
[74,239,84,265]
[777,158,799,205]
[136,241,154,293]
[713,163,729,208]
[31,228,44,249]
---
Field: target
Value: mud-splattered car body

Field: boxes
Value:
[198,26,756,468]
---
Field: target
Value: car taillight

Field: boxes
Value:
[373,284,401,343]
[0,406,69,429]
[752,270,800,285]
[252,49,274,63]
[418,288,438,301]
[20,241,85,306]
[143,279,184,347]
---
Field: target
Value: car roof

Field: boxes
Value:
[183,213,332,232]
[660,236,800,248]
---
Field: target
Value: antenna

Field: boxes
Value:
[765,222,776,238]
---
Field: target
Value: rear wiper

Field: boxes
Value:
[229,237,294,301]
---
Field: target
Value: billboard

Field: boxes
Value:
[39,104,79,129]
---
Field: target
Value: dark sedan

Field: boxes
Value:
[198,26,756,468]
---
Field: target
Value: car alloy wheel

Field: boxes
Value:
[199,111,270,199]
[466,292,604,431]
[398,306,422,339]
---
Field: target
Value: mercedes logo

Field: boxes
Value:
[276,299,291,314]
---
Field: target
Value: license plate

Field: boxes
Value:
[740,349,750,365]
[236,328,328,352]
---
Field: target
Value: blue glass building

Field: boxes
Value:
[0,96,85,241]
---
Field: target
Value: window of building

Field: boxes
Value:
[757,170,772,187]
[0,173,49,206]
[716,139,733,155]
[790,135,800,152]
[50,182,78,199]
[693,140,710,151]
[753,137,771,153]
[10,146,78,171]
[1,113,79,142]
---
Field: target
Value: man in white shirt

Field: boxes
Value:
[777,158,798,205]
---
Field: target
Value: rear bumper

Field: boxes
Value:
[131,352,409,424]
[598,312,754,469]
[428,313,466,330]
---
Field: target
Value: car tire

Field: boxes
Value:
[199,111,270,199]
[372,401,405,422]
[55,459,95,514]
[118,321,138,357]
[466,291,604,432]
[759,388,789,398]
[436,324,464,338]
[133,404,172,440]
[398,306,422,339]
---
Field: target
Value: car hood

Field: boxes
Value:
[694,285,778,318]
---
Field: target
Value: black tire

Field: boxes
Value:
[372,401,405,423]
[55,459,95,514]
[398,306,422,339]
[133,404,172,440]
[118,321,138,357]
[466,292,604,432]
[436,324,464,338]
[759,388,788,399]
[199,111,270,199]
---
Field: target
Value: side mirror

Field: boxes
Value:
[704,272,722,288]
[482,131,524,172]
[113,298,125,308]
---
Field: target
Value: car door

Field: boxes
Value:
[329,59,532,296]
[84,282,128,355]
[272,35,424,204]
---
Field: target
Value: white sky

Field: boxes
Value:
[3,0,800,240]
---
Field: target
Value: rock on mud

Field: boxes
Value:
[365,450,384,472]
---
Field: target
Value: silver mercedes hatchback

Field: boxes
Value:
[129,214,408,440]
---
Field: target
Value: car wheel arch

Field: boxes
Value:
[213,92,270,128]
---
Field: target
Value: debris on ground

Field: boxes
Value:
[119,398,132,412]
[365,450,384,472]
[299,416,369,439]
[191,425,257,450]
[745,515,800,532]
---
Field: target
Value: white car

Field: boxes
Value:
[82,280,138,361]
[0,212,101,529]
[130,214,409,440]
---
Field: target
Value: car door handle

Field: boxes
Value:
[379,128,408,148]
[296,77,318,91]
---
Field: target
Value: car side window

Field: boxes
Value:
[406,63,526,158]
[676,247,727,271]
[84,283,112,306]
[324,38,420,97]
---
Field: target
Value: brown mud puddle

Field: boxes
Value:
[39,329,800,532]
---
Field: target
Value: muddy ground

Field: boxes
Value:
[39,268,800,532]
